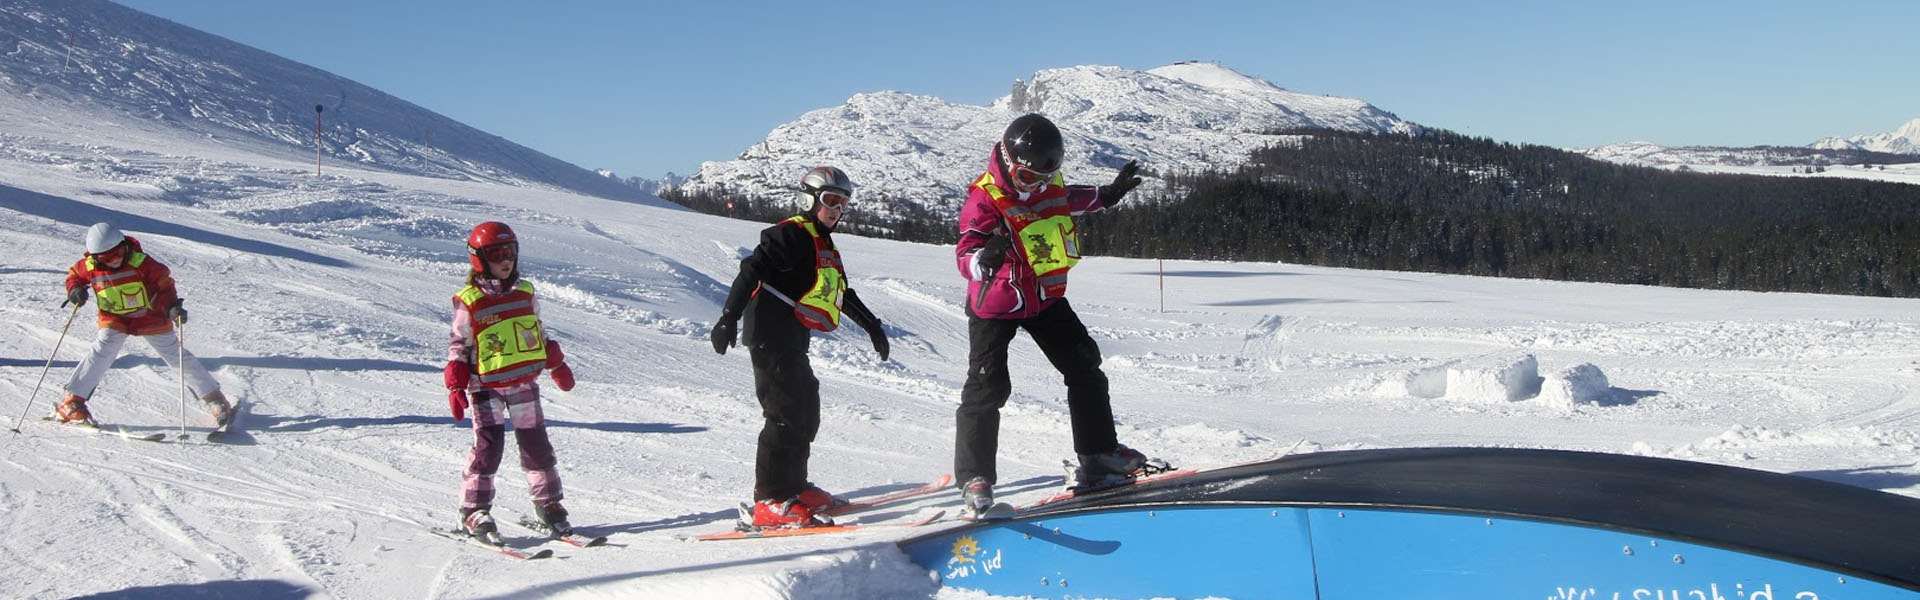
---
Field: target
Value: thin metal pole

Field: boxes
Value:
[177,321,188,440]
[11,303,82,434]
[314,105,324,176]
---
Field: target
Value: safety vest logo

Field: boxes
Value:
[483,332,507,357]
[1027,232,1058,267]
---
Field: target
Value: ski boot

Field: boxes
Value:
[747,497,832,529]
[796,483,846,512]
[53,394,94,426]
[1068,443,1171,491]
[460,507,503,546]
[533,501,574,536]
[202,391,234,427]
[959,476,1013,520]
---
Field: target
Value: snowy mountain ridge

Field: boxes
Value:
[1813,117,1920,154]
[0,0,639,201]
[1579,118,1920,173]
[675,62,1419,223]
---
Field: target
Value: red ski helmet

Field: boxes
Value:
[466,221,518,272]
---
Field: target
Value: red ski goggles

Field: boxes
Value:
[1010,163,1056,189]
[479,242,517,263]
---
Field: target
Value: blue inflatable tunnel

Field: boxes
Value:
[899,447,1920,599]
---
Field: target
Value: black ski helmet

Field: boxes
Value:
[798,166,854,209]
[1001,113,1064,173]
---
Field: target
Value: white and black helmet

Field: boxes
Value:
[798,166,854,209]
[85,223,126,254]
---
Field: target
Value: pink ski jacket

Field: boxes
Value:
[954,144,1105,320]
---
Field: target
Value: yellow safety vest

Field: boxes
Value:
[456,280,549,387]
[974,172,1080,299]
[88,252,152,316]
[771,216,846,332]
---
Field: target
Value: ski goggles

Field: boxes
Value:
[89,244,128,263]
[1010,163,1056,189]
[817,189,852,210]
[479,242,518,263]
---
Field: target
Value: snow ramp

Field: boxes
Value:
[899,447,1920,599]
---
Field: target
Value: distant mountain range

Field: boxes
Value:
[0,0,639,201]
[1812,118,1920,154]
[673,62,1420,223]
[1577,119,1920,169]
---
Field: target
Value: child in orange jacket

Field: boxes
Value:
[58,223,231,427]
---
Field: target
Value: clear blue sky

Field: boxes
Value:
[112,0,1920,180]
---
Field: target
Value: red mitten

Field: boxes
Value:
[443,361,471,391]
[448,390,468,421]
[550,363,575,391]
[545,341,566,368]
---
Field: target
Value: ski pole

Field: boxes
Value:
[11,302,83,434]
[973,265,997,313]
[177,320,187,440]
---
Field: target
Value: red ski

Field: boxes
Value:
[427,527,554,560]
[693,510,947,541]
[821,473,953,517]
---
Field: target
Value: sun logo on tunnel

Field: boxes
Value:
[948,535,982,566]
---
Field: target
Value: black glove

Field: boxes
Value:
[168,301,188,325]
[867,321,890,361]
[977,234,1012,274]
[710,318,738,355]
[1097,160,1142,208]
[63,286,88,308]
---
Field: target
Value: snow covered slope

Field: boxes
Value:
[5,123,1920,598]
[1,3,1917,599]
[0,0,638,201]
[676,62,1418,224]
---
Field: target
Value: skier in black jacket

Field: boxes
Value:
[711,166,889,528]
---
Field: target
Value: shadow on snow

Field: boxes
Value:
[68,579,315,600]
[0,184,352,268]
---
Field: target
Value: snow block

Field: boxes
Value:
[1537,363,1613,407]
[901,448,1920,599]
[1444,352,1543,402]
[1381,353,1544,401]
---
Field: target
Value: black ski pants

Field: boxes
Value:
[750,343,820,502]
[955,299,1117,487]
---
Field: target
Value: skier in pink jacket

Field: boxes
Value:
[951,113,1163,518]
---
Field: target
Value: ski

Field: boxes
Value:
[427,527,554,560]
[821,473,953,517]
[692,510,947,541]
[513,517,607,547]
[1019,465,1196,511]
[40,417,167,442]
[958,502,1017,521]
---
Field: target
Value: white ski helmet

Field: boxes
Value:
[85,223,125,254]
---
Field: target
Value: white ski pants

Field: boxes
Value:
[63,328,221,401]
